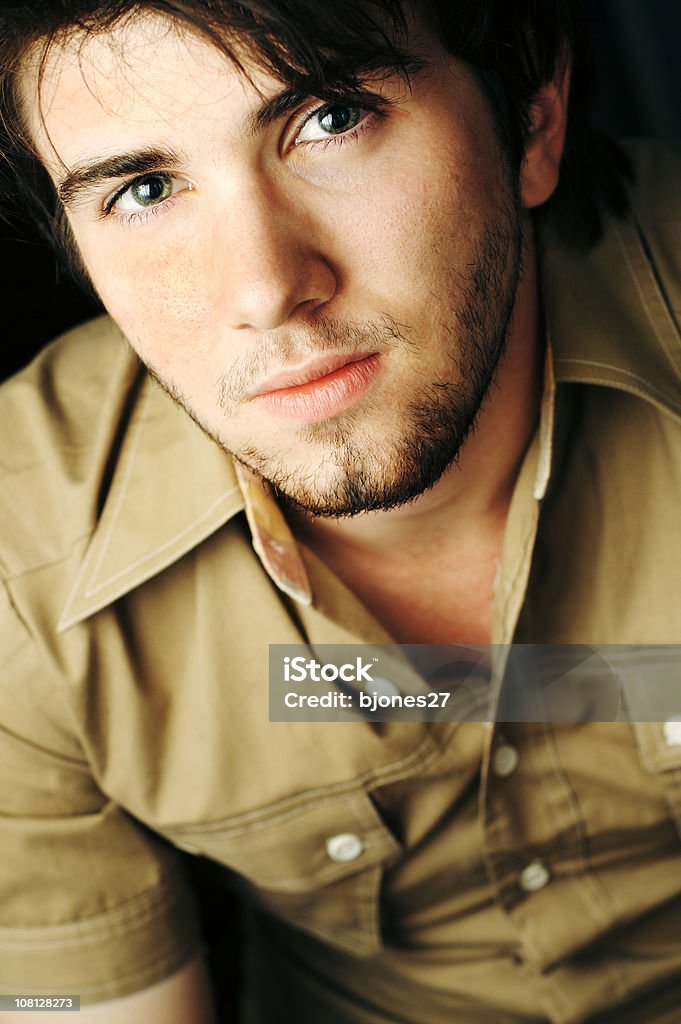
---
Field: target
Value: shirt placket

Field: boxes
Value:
[481,359,631,1023]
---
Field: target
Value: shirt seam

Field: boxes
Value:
[0,530,93,585]
[0,868,187,946]
[63,942,198,1000]
[83,485,242,598]
[622,219,681,373]
[162,727,453,834]
[554,367,681,420]
[0,577,85,751]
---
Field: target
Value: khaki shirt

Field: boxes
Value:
[1,141,681,1023]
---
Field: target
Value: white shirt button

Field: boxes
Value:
[367,677,400,699]
[663,718,681,746]
[492,743,520,778]
[326,833,365,863]
[519,859,551,893]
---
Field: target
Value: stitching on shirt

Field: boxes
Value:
[57,398,146,621]
[543,723,620,929]
[507,737,593,1015]
[2,529,93,584]
[0,870,187,948]
[220,793,399,890]
[555,357,681,404]
[83,485,241,597]
[355,846,381,932]
[84,381,151,589]
[556,358,662,384]
[252,837,390,891]
[541,727,632,1008]
[58,942,199,998]
[57,346,150,613]
[81,378,240,595]
[166,787,384,838]
[164,730,449,835]
[554,366,681,420]
[517,727,631,1010]
[280,852,384,953]
[621,219,681,371]
[58,381,241,622]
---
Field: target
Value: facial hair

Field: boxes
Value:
[235,194,523,517]
[148,187,524,519]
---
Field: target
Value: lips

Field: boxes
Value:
[250,352,383,423]
[253,352,376,396]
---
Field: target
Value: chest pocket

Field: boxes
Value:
[161,787,401,955]
[619,646,681,838]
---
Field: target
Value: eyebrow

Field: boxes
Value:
[245,87,306,136]
[57,147,184,208]
[56,87,310,208]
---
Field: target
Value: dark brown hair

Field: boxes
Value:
[0,0,631,284]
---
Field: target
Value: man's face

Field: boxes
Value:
[26,14,525,516]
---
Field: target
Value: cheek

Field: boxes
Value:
[345,161,490,289]
[83,235,216,363]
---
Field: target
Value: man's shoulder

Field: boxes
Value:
[623,139,681,348]
[0,316,142,577]
[0,315,139,460]
[543,138,681,420]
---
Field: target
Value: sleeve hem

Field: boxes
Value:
[0,868,203,1003]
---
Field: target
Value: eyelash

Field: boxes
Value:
[102,98,386,225]
[291,99,385,151]
[102,176,188,226]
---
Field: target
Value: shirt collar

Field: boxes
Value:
[57,364,313,632]
[57,370,245,631]
[540,149,681,420]
[233,462,313,606]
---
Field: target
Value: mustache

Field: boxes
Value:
[215,313,412,411]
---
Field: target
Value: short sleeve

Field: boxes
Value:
[0,581,201,1003]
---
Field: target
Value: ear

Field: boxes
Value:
[520,57,571,210]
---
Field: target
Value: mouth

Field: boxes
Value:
[251,352,383,423]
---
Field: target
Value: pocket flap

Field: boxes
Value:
[164,787,400,891]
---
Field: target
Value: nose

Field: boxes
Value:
[217,185,337,332]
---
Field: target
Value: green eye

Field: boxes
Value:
[110,171,184,215]
[128,174,173,207]
[295,103,367,145]
[317,105,362,135]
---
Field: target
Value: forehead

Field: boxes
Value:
[20,14,257,169]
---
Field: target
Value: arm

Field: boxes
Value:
[0,584,206,1016]
[0,952,215,1024]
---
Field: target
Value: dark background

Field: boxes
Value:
[1,0,679,384]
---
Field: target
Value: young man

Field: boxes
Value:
[1,2,680,1022]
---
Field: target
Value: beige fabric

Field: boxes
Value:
[1,141,681,1021]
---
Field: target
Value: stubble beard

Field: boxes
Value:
[149,188,524,519]
[234,191,524,518]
